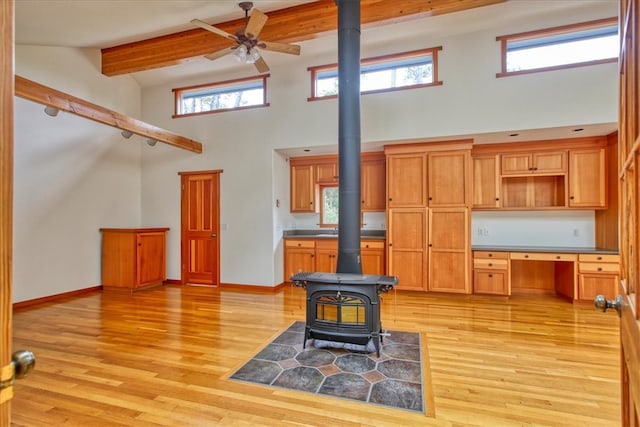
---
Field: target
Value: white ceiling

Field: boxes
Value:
[14,0,619,146]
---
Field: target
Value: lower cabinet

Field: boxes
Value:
[473,251,510,295]
[577,254,620,301]
[100,227,169,291]
[284,238,385,281]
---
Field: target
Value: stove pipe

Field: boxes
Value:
[335,0,362,274]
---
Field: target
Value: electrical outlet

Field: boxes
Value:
[573,228,579,237]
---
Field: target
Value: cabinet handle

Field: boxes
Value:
[488,253,493,257]
[598,267,603,271]
[524,254,529,258]
[488,263,493,267]
[597,256,602,260]
[556,256,561,260]
[570,196,575,200]
[495,198,499,201]
[362,200,365,204]
[366,245,370,248]
[388,197,393,201]
[389,243,392,247]
[138,243,142,246]
[428,196,433,201]
[429,243,432,247]
[488,274,493,278]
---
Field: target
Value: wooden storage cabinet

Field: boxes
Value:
[361,240,385,276]
[387,208,428,291]
[100,228,169,291]
[577,254,619,301]
[428,151,470,207]
[473,251,510,295]
[386,153,428,208]
[361,153,386,211]
[284,239,316,280]
[315,240,338,273]
[290,164,315,212]
[472,155,500,208]
[428,208,470,293]
[501,150,567,175]
[569,148,607,208]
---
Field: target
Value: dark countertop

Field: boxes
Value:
[283,229,385,240]
[472,245,618,254]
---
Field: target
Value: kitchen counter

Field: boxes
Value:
[283,229,385,240]
[472,245,618,255]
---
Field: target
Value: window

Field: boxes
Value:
[308,47,443,100]
[497,17,618,77]
[173,74,269,117]
[320,185,339,227]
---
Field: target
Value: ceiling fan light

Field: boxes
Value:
[246,47,260,64]
[234,44,248,62]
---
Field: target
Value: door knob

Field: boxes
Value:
[211,233,217,237]
[12,350,36,379]
[594,294,622,317]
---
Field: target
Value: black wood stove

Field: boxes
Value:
[291,272,396,357]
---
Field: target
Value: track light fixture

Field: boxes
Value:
[44,106,59,117]
[121,130,133,139]
[146,139,157,147]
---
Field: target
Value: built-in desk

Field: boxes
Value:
[472,246,619,301]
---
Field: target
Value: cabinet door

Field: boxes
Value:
[428,151,469,207]
[284,249,315,281]
[361,157,386,211]
[315,240,338,273]
[316,161,339,183]
[290,164,315,212]
[569,148,606,208]
[472,155,500,208]
[533,151,567,174]
[137,232,166,286]
[501,153,532,175]
[473,270,508,295]
[361,240,385,275]
[578,273,618,301]
[386,153,427,207]
[428,208,470,293]
[387,208,427,291]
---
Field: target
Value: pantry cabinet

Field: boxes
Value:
[386,153,427,208]
[387,208,428,291]
[100,228,169,291]
[428,151,470,207]
[428,208,470,293]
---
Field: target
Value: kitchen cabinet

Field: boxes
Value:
[569,148,607,208]
[577,253,619,301]
[501,150,567,175]
[387,208,428,291]
[472,154,500,208]
[284,239,315,280]
[386,152,428,208]
[473,251,510,295]
[428,150,470,207]
[428,208,470,293]
[100,228,169,291]
[361,153,386,211]
[315,160,339,183]
[361,240,385,276]
[315,239,338,273]
[290,163,315,212]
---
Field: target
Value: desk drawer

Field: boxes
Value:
[510,252,577,262]
[473,251,509,260]
[474,259,508,270]
[578,254,619,263]
[285,239,316,249]
[361,240,385,249]
[579,262,620,274]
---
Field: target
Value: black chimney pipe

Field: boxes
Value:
[335,0,362,274]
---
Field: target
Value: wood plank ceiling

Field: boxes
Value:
[101,0,507,76]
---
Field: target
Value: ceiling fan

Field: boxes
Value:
[191,2,302,73]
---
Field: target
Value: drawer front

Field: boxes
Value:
[316,240,338,250]
[361,240,385,249]
[473,270,508,295]
[473,251,509,260]
[578,254,620,263]
[579,262,620,274]
[285,239,316,249]
[473,259,508,270]
[510,252,577,262]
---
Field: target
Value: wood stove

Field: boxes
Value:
[292,272,396,357]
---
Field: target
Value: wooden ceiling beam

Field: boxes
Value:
[101,0,506,76]
[15,75,203,153]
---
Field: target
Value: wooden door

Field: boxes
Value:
[387,208,427,291]
[0,1,12,423]
[569,148,607,208]
[428,150,470,207]
[472,154,501,208]
[617,0,640,425]
[290,164,315,212]
[386,153,427,207]
[180,171,221,286]
[137,232,167,286]
[428,208,470,293]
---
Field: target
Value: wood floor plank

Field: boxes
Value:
[10,285,620,426]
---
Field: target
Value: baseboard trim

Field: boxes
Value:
[163,279,182,286]
[220,282,289,292]
[13,285,103,311]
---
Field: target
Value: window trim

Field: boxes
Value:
[172,74,270,118]
[496,17,618,78]
[307,47,443,101]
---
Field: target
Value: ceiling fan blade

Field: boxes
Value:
[244,9,268,39]
[204,47,235,61]
[254,56,270,73]
[191,19,237,42]
[260,41,301,56]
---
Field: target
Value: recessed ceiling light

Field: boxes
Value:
[573,128,584,132]
[303,149,311,152]
[509,133,519,137]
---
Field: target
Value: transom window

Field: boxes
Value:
[173,74,270,117]
[497,17,618,77]
[308,47,443,100]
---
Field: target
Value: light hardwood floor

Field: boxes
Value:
[10,285,620,426]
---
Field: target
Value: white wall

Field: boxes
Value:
[139,2,618,287]
[13,46,143,302]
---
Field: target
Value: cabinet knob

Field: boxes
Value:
[428,196,433,201]
[388,197,393,201]
[597,256,602,260]
[488,274,493,278]
[598,267,603,271]
[495,198,499,201]
[138,243,142,246]
[488,253,493,257]
[570,196,575,200]
[556,256,561,259]
[389,243,392,247]
[524,254,529,258]
[488,263,493,267]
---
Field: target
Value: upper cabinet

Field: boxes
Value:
[386,152,428,208]
[428,150,470,207]
[472,136,612,210]
[289,153,385,213]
